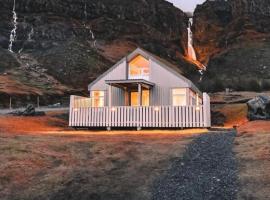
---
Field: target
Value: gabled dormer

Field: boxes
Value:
[128,55,150,81]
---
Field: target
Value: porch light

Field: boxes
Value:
[154,107,160,112]
[111,107,116,112]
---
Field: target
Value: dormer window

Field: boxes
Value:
[129,55,150,80]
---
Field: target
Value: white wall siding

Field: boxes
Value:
[149,59,190,106]
[90,60,127,90]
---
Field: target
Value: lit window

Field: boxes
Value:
[129,55,150,80]
[172,89,186,106]
[130,90,149,106]
[91,91,105,107]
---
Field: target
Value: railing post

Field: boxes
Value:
[69,95,74,127]
[107,85,112,131]
[137,84,142,131]
[203,93,211,128]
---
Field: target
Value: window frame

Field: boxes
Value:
[128,55,150,80]
[171,88,187,106]
[90,90,105,107]
[130,90,150,107]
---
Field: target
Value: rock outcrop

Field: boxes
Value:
[9,104,45,116]
[0,0,199,106]
[193,0,270,92]
[247,96,270,120]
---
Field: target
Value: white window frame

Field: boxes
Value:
[90,90,105,107]
[171,88,187,106]
[128,55,150,81]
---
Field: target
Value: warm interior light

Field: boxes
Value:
[74,108,78,112]
[111,107,116,112]
[196,106,200,111]
[154,107,160,112]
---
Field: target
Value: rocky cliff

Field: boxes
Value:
[193,0,270,92]
[0,0,199,106]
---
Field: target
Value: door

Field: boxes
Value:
[130,90,150,106]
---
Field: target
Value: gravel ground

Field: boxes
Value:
[152,131,238,200]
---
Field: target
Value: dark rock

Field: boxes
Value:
[0,0,200,97]
[247,95,270,120]
[9,104,46,116]
[193,0,270,92]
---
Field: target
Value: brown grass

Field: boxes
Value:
[0,114,204,200]
[235,121,270,200]
[212,103,248,127]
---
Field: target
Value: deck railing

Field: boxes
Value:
[69,93,211,128]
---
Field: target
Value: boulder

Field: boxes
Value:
[247,96,270,120]
[10,104,45,116]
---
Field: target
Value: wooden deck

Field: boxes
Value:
[69,93,211,129]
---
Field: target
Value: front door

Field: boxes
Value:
[130,90,150,106]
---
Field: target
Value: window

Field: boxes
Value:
[189,90,197,105]
[130,90,150,106]
[129,55,150,80]
[91,91,105,107]
[172,88,186,106]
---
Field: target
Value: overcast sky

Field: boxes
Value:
[167,0,205,12]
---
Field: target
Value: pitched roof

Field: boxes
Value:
[88,47,202,96]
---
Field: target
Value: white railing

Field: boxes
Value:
[69,93,211,128]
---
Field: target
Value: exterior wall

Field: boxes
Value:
[90,59,127,106]
[89,52,202,107]
[149,59,190,106]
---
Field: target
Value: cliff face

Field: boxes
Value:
[193,0,270,92]
[0,0,197,104]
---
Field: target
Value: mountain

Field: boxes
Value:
[193,0,270,92]
[0,0,200,106]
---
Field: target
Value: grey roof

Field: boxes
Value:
[88,47,202,96]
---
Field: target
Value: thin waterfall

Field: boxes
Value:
[28,27,34,41]
[8,0,18,53]
[19,26,34,54]
[187,18,197,61]
[187,17,206,81]
[84,2,96,47]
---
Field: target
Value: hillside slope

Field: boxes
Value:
[0,0,200,106]
[193,0,270,92]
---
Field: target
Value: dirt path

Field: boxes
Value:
[152,131,238,200]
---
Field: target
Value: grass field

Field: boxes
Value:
[235,121,270,200]
[0,112,203,200]
[1,111,270,199]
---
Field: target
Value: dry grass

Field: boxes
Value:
[212,103,248,127]
[235,121,270,200]
[0,113,203,200]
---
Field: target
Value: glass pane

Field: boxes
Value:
[172,88,186,95]
[130,90,149,106]
[91,91,105,107]
[142,90,149,106]
[129,55,150,78]
[173,95,186,106]
[131,92,138,106]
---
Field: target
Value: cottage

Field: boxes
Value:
[69,48,211,130]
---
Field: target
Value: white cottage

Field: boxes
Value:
[69,48,211,130]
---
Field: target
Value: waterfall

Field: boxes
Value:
[187,17,206,81]
[8,0,18,53]
[28,27,34,41]
[187,18,197,61]
[84,2,96,48]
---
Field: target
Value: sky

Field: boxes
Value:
[167,0,205,12]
